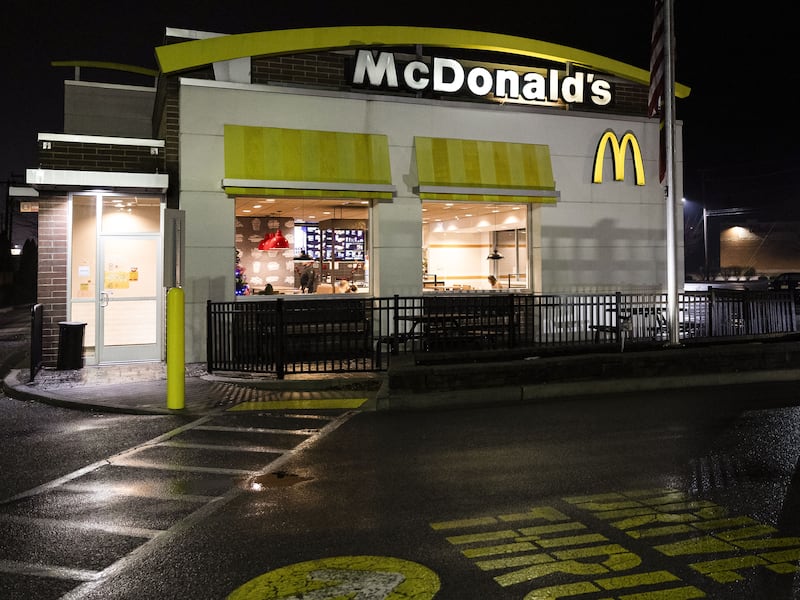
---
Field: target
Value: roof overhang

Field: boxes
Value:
[8,186,39,198]
[26,169,168,193]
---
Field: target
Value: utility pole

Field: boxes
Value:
[663,0,680,346]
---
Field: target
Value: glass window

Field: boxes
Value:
[234,197,370,295]
[101,195,161,233]
[422,202,528,291]
[72,195,98,300]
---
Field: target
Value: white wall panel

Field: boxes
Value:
[177,79,683,359]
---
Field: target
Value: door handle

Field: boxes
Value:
[100,290,113,307]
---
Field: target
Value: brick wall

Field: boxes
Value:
[36,197,69,366]
[38,140,166,174]
[153,74,181,208]
[252,53,347,89]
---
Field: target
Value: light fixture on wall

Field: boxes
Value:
[487,207,504,260]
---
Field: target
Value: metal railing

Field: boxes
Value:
[30,303,43,380]
[207,289,798,377]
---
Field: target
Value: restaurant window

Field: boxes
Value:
[234,197,370,295]
[422,201,528,291]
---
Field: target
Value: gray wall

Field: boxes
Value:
[64,81,155,138]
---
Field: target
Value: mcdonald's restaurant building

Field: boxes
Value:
[22,26,689,367]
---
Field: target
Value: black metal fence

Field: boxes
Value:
[207,289,798,377]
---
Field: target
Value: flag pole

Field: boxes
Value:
[663,0,680,346]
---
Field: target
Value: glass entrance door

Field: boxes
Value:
[69,193,163,364]
[99,235,160,362]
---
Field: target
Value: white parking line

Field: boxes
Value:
[0,558,99,582]
[0,513,163,539]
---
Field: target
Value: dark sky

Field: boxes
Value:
[4,1,799,241]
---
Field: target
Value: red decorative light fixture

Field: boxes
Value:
[258,229,290,250]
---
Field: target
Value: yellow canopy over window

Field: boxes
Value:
[223,125,396,199]
[414,136,559,204]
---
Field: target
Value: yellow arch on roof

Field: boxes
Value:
[155,26,690,98]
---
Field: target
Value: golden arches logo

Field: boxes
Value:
[592,130,645,186]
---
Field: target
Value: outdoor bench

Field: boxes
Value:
[233,299,372,364]
[419,295,512,351]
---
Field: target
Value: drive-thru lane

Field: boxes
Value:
[37,380,800,600]
[0,406,356,600]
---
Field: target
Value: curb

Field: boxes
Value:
[380,368,800,411]
[2,369,212,416]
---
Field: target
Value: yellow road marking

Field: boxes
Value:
[596,570,679,589]
[521,581,601,599]
[766,562,800,574]
[446,530,517,545]
[462,542,537,558]
[734,536,800,550]
[495,559,608,587]
[759,548,800,562]
[691,516,758,530]
[613,513,698,530]
[654,536,736,557]
[227,555,440,599]
[627,525,696,538]
[716,524,778,541]
[476,553,555,571]
[552,544,641,570]
[759,548,800,563]
[536,533,608,548]
[689,555,768,583]
[517,522,587,537]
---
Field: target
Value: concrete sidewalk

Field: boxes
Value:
[2,362,385,416]
[0,305,384,415]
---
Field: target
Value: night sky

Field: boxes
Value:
[4,2,799,245]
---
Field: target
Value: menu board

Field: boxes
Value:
[331,228,364,261]
[299,220,366,262]
[318,228,364,261]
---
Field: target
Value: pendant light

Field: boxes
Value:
[487,248,504,260]
[272,229,290,248]
[487,207,503,260]
[258,229,290,250]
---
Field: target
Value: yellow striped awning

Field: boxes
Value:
[223,125,396,199]
[414,136,559,204]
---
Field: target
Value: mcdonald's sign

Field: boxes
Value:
[592,130,645,186]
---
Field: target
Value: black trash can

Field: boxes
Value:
[57,321,87,370]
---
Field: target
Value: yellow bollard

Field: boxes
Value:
[166,286,185,410]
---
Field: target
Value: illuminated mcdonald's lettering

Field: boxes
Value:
[592,130,645,186]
